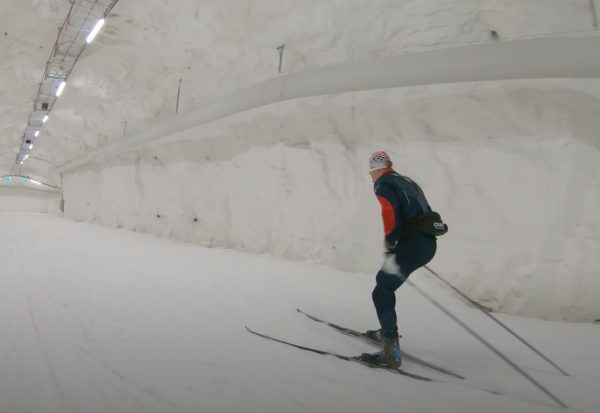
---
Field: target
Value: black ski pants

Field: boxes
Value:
[372,233,437,338]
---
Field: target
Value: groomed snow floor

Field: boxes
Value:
[1,212,599,413]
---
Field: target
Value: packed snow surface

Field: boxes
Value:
[2,213,599,413]
[3,0,599,324]
[62,81,600,322]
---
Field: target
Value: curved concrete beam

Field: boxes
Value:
[55,34,600,174]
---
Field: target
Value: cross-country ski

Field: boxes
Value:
[297,309,465,380]
[245,326,435,382]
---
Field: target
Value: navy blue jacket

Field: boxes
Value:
[374,171,432,245]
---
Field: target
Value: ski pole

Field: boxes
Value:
[424,265,569,377]
[406,278,568,409]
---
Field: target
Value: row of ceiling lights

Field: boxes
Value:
[17,18,105,166]
[16,0,119,169]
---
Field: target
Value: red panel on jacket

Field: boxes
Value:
[376,195,395,236]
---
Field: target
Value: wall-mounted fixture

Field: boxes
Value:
[1,175,61,189]
[277,44,286,73]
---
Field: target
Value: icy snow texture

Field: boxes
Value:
[3,212,600,413]
[63,81,600,322]
[3,1,599,320]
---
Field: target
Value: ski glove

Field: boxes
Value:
[384,237,398,255]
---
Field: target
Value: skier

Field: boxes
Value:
[359,151,447,368]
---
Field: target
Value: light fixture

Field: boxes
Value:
[34,130,40,137]
[42,115,49,123]
[29,144,33,150]
[56,81,66,97]
[24,154,29,160]
[86,18,105,43]
[30,179,42,186]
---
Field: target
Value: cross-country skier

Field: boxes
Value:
[359,151,447,368]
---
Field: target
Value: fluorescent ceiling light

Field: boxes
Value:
[86,18,105,43]
[30,179,42,185]
[29,144,33,149]
[34,130,40,137]
[42,115,49,123]
[56,81,66,97]
[24,154,29,160]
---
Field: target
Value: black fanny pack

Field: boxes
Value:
[405,211,448,237]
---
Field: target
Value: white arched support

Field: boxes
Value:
[54,34,600,175]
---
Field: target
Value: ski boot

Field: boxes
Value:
[364,328,383,344]
[364,329,401,344]
[359,335,402,368]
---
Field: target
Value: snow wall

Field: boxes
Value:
[62,80,600,322]
[60,1,600,322]
[0,186,62,214]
